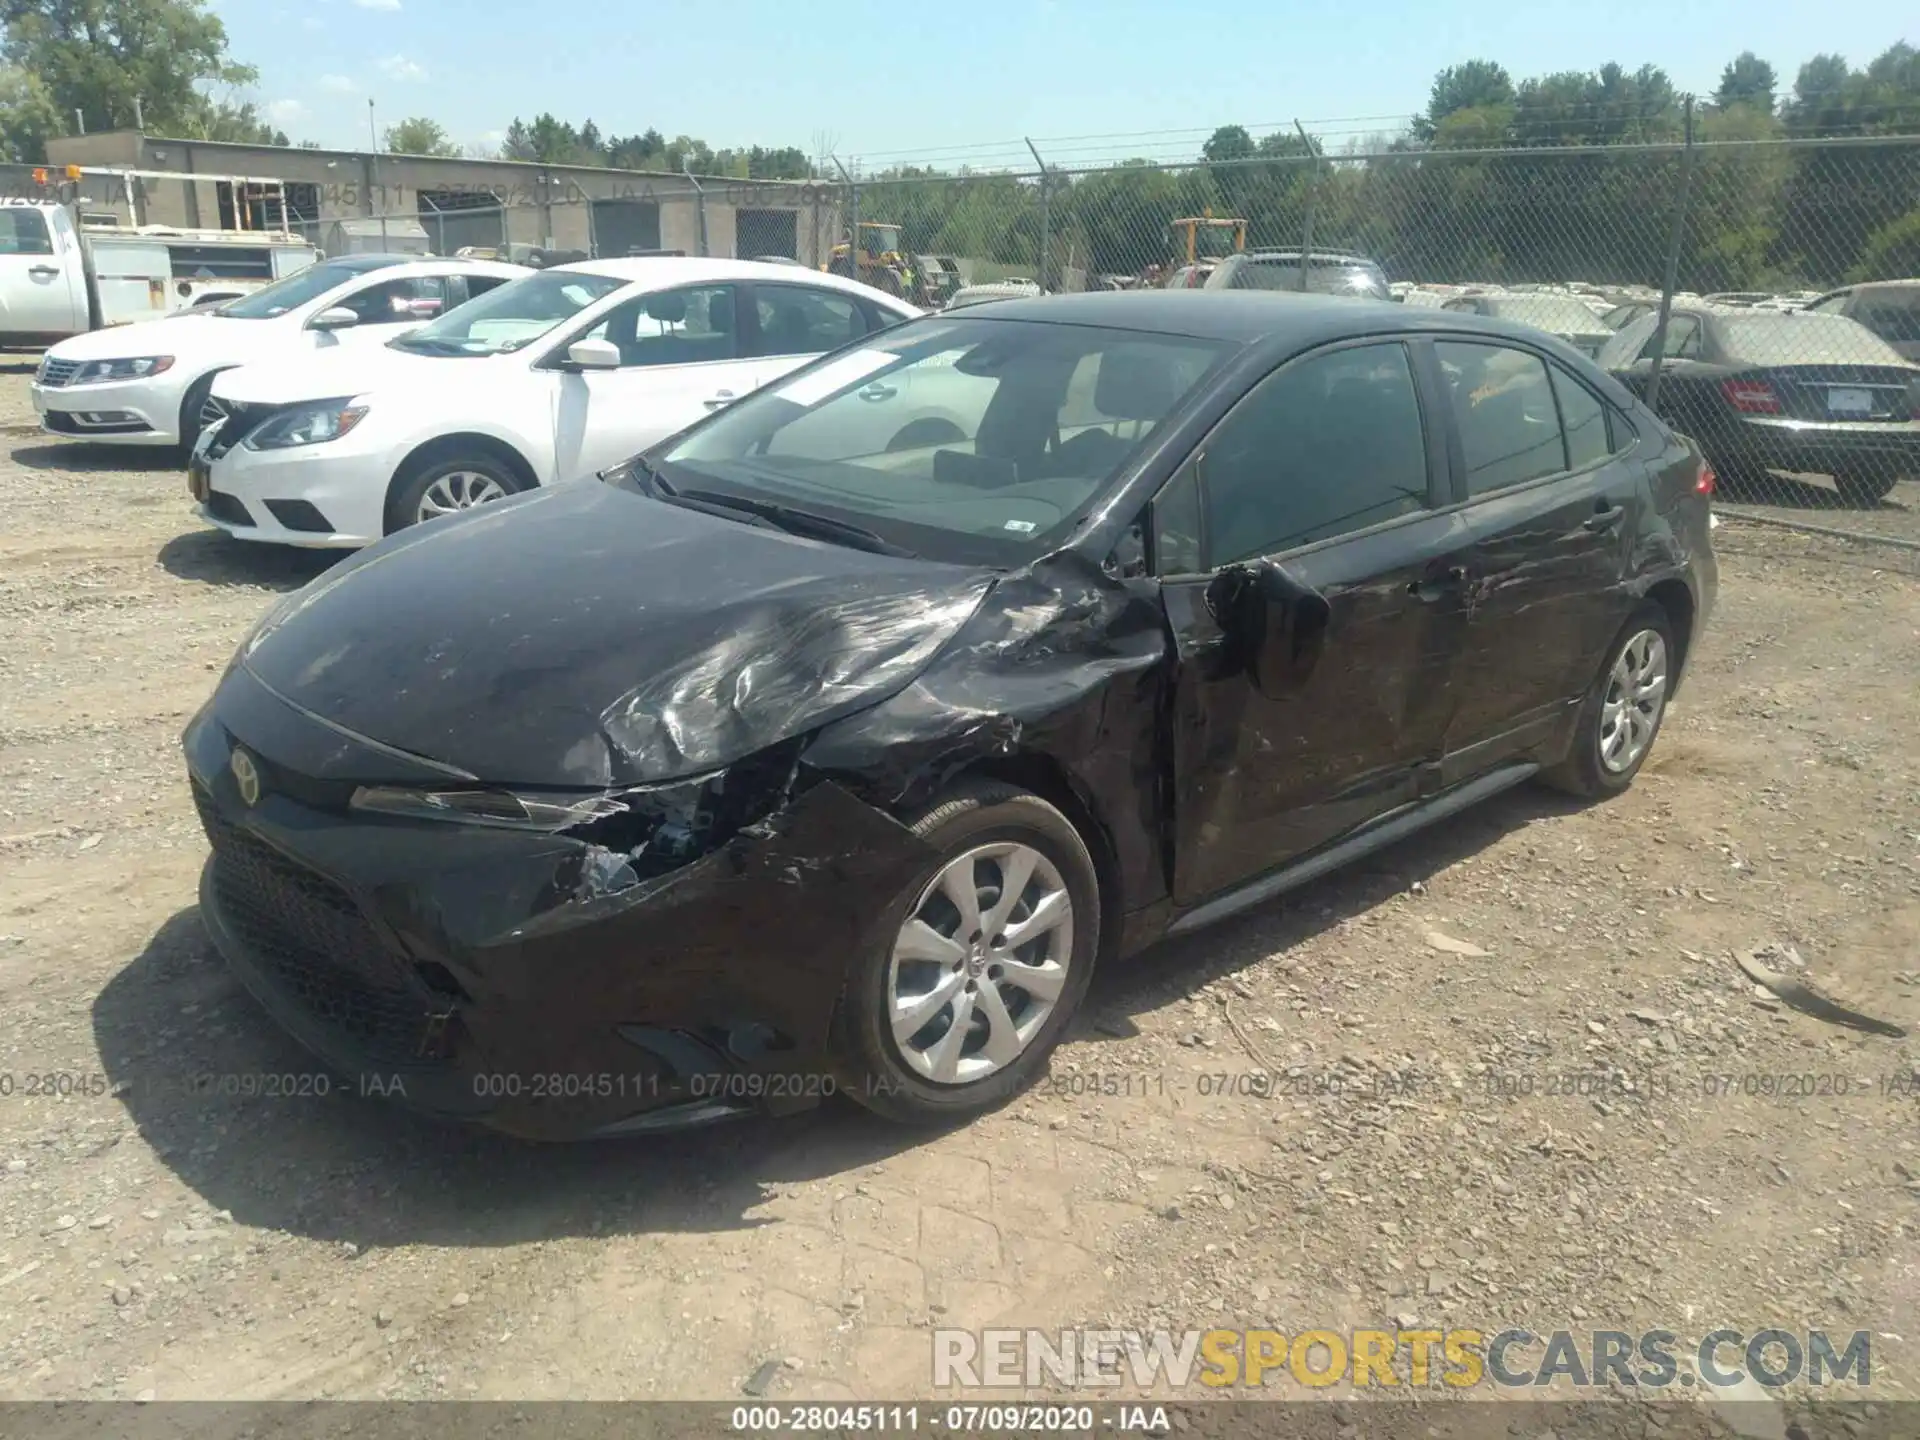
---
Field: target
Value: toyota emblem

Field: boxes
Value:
[230,747,261,807]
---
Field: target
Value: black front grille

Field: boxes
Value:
[205,402,278,460]
[37,357,80,387]
[193,785,452,1069]
[203,490,254,527]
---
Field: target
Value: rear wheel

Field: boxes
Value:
[385,451,527,535]
[1834,468,1900,507]
[1541,604,1677,800]
[836,783,1100,1125]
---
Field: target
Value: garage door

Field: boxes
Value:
[591,199,662,257]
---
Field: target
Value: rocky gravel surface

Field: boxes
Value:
[0,364,1917,1433]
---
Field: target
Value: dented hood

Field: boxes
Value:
[239,482,993,787]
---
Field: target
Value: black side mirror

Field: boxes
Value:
[1206,559,1332,696]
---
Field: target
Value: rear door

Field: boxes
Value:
[546,282,760,482]
[1430,340,1642,780]
[1161,337,1473,905]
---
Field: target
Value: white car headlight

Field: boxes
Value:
[70,356,175,384]
[242,396,371,451]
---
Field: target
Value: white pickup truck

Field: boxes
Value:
[1,179,318,348]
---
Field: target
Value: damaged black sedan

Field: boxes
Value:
[183,292,1716,1139]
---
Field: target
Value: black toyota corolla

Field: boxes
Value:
[184,291,1716,1139]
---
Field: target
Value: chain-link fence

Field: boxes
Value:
[827,132,1920,522]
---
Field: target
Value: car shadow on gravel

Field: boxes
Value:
[1719,468,1911,512]
[93,908,943,1250]
[159,529,340,589]
[1079,780,1588,1037]
[9,439,182,470]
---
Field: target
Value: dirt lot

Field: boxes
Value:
[1,360,1917,1419]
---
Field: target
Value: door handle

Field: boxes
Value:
[1583,502,1625,533]
[858,383,897,402]
[1407,565,1470,603]
[702,390,737,410]
[27,265,59,278]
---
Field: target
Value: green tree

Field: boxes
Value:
[1,0,255,135]
[1414,60,1514,142]
[383,115,458,157]
[0,61,58,160]
[180,97,286,145]
[1714,51,1776,114]
[1200,124,1254,164]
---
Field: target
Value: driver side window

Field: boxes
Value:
[338,276,449,324]
[574,284,741,367]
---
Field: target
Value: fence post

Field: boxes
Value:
[683,160,708,257]
[1026,138,1050,292]
[1295,119,1319,291]
[1645,96,1697,414]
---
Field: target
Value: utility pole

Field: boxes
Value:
[132,96,144,131]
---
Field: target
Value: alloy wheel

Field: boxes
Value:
[417,469,510,522]
[1598,629,1668,773]
[887,843,1074,1085]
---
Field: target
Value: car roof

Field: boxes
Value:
[357,256,529,279]
[958,290,1607,349]
[549,256,880,294]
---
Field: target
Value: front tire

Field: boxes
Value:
[177,373,219,456]
[385,451,526,535]
[837,783,1100,1125]
[1541,603,1677,800]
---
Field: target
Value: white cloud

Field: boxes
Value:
[318,74,356,93]
[376,54,427,82]
[267,99,307,124]
[353,0,401,10]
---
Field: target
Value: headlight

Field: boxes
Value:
[242,396,371,451]
[69,356,175,384]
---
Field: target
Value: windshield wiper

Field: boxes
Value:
[673,488,917,558]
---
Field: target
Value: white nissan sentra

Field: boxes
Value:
[191,258,921,548]
[33,254,528,451]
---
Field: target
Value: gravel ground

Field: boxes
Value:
[1,361,1917,1425]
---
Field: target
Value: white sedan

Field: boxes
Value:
[191,258,921,548]
[31,255,528,451]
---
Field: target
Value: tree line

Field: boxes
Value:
[858,45,1920,291]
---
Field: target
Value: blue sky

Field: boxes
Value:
[219,0,1914,164]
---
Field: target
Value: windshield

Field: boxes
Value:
[862,226,904,253]
[214,259,402,318]
[389,269,626,356]
[1230,257,1389,299]
[1719,313,1911,366]
[654,317,1234,565]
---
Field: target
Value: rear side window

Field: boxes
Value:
[1553,366,1612,470]
[1201,341,1429,563]
[0,207,53,255]
[1639,316,1700,361]
[1856,297,1920,345]
[755,286,869,358]
[1436,341,1565,496]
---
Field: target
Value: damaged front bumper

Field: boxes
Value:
[182,689,935,1140]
